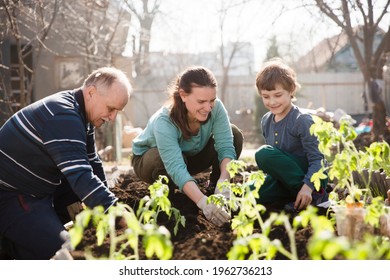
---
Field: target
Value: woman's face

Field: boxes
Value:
[180,86,217,123]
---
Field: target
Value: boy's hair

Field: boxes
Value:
[255,58,301,95]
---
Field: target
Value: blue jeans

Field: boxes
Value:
[0,190,69,259]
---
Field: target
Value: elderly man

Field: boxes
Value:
[0,67,132,259]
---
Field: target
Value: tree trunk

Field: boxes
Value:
[369,79,390,142]
[372,100,390,142]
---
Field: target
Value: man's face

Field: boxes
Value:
[86,81,129,127]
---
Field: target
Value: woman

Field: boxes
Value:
[131,66,243,226]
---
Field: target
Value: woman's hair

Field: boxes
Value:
[255,58,301,96]
[168,66,217,139]
[83,67,132,97]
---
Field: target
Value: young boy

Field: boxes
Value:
[254,58,328,212]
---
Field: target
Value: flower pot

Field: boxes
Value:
[332,205,373,240]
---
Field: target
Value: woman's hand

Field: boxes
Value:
[214,179,230,200]
[196,195,230,226]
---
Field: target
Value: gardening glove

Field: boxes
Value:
[214,180,240,211]
[196,195,230,227]
[214,180,231,200]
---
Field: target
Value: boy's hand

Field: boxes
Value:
[294,184,313,210]
[385,189,390,206]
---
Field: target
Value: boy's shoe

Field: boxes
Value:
[325,183,335,193]
[312,187,329,207]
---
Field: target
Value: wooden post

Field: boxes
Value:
[114,114,123,162]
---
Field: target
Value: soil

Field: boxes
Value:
[70,165,330,260]
[0,130,372,260]
[70,132,373,260]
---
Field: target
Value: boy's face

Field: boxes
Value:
[260,83,293,121]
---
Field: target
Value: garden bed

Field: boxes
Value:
[70,166,329,260]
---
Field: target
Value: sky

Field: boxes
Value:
[124,0,390,66]
[139,0,343,65]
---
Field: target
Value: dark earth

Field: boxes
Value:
[0,129,373,260]
[69,132,375,260]
[70,165,329,260]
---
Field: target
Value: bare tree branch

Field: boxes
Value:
[313,0,390,141]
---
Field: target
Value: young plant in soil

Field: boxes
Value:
[210,160,300,260]
[69,175,185,260]
[311,116,390,242]
[295,205,390,259]
[137,175,186,236]
[217,120,390,260]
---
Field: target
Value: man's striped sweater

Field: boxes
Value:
[0,89,117,210]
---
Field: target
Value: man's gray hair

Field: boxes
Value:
[83,67,132,97]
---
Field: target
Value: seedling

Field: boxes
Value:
[68,175,185,260]
[137,175,185,236]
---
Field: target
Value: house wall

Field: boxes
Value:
[33,0,131,101]
[125,76,170,127]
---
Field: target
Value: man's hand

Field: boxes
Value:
[196,195,230,226]
[66,202,84,221]
[116,217,128,229]
[294,184,313,210]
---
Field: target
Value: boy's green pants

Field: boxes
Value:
[254,145,327,204]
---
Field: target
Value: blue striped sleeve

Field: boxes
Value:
[42,113,117,209]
